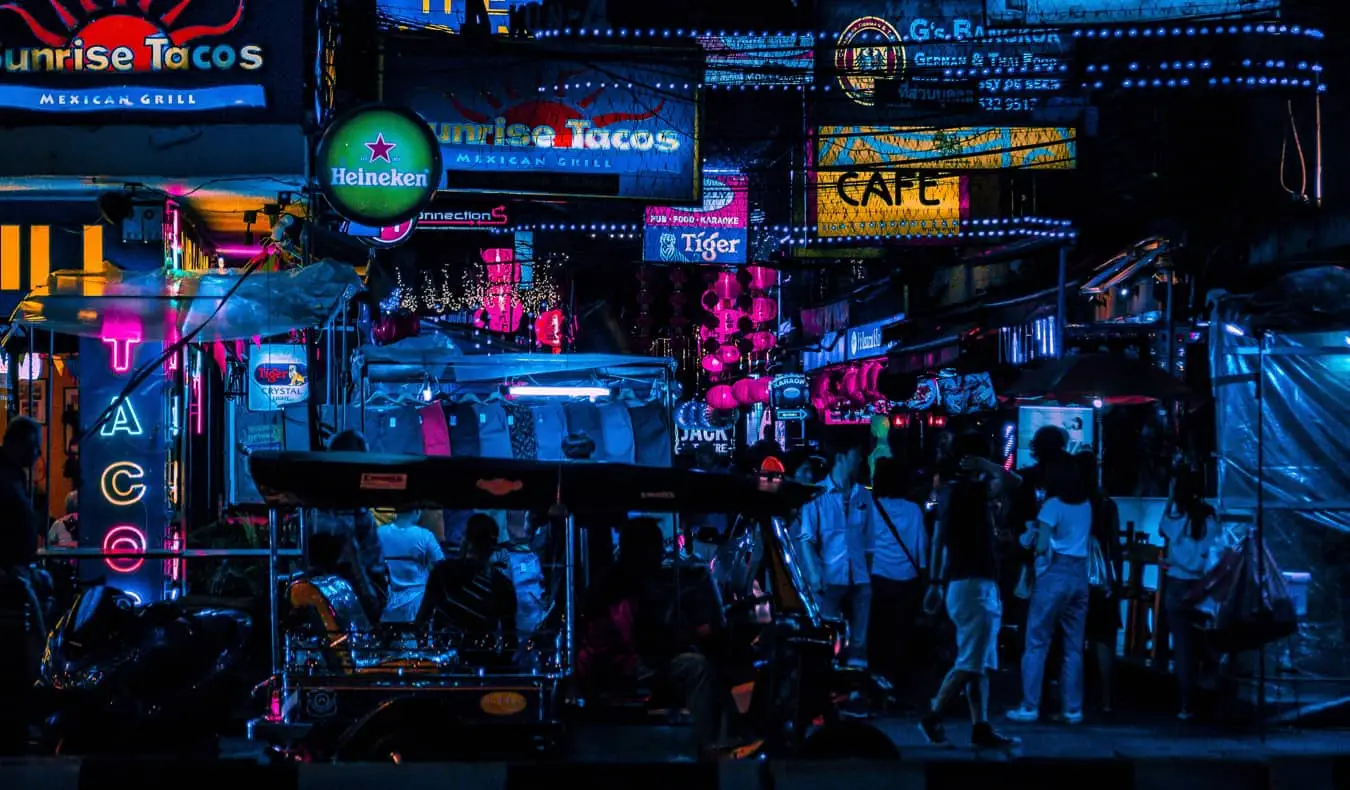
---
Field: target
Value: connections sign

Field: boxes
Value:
[317,105,442,226]
[385,49,700,201]
[0,0,304,117]
[644,173,749,264]
[818,126,1076,170]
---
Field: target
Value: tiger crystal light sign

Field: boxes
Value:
[0,0,303,115]
[316,105,442,226]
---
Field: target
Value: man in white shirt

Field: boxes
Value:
[796,440,875,671]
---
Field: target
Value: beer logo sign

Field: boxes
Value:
[317,104,442,226]
[834,16,905,107]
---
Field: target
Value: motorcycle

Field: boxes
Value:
[37,585,256,755]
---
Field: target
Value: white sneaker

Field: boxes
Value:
[1061,710,1084,724]
[1006,705,1039,722]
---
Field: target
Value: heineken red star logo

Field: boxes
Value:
[365,133,396,162]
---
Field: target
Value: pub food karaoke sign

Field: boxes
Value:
[0,0,302,115]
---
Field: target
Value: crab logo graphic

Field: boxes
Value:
[0,0,261,73]
[439,72,678,154]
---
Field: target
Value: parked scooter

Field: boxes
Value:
[37,585,256,755]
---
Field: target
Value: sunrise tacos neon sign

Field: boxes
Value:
[0,0,263,74]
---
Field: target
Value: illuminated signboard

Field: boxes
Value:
[80,334,167,605]
[820,1,1072,117]
[345,203,511,245]
[818,126,1077,170]
[376,0,531,35]
[385,49,700,202]
[247,344,309,412]
[814,168,965,238]
[317,105,443,226]
[643,173,749,264]
[699,34,814,86]
[0,0,305,118]
[847,314,905,360]
[986,0,1280,25]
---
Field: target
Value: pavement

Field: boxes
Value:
[2,715,1347,789]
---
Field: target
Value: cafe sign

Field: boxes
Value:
[317,104,442,226]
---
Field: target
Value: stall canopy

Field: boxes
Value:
[8,262,361,341]
[1211,265,1350,677]
[360,342,676,384]
[248,451,816,515]
[1003,352,1190,405]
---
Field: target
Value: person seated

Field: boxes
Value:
[377,509,444,624]
[418,514,518,647]
[578,517,740,756]
[310,429,388,619]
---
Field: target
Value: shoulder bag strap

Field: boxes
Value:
[871,493,922,574]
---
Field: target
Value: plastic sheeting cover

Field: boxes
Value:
[1211,297,1350,676]
[10,261,362,341]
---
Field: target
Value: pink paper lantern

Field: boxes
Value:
[717,343,742,365]
[707,384,738,411]
[731,378,755,405]
[748,331,777,353]
[701,354,724,374]
[714,307,742,338]
[750,377,772,404]
[750,297,778,323]
[841,366,864,404]
[747,265,779,291]
[713,271,742,300]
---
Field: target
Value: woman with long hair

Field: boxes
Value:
[1159,469,1218,720]
[1076,451,1123,713]
[1008,456,1093,724]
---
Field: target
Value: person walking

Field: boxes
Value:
[1159,470,1219,720]
[867,457,927,700]
[1077,451,1123,714]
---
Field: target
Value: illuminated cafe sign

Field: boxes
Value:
[847,314,904,361]
[0,0,268,112]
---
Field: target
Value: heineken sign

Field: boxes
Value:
[316,105,441,226]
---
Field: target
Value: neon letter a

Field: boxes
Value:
[101,399,144,438]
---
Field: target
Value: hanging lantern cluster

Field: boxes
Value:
[699,266,780,411]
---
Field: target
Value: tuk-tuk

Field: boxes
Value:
[245,451,894,761]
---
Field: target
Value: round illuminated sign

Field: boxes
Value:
[316,105,442,226]
[369,217,418,248]
[834,17,906,107]
[103,525,147,574]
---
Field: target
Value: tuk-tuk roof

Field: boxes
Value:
[248,451,819,514]
[10,261,360,341]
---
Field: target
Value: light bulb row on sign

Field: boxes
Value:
[1085,75,1323,90]
[1074,23,1322,39]
[1085,60,1321,73]
[781,228,1078,243]
[492,218,1073,235]
[768,218,1074,234]
[530,24,1323,41]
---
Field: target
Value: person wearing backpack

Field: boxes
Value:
[1008,457,1093,724]
[867,458,928,700]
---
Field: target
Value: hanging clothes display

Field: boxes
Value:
[364,405,424,454]
[630,401,672,467]
[420,403,452,456]
[475,401,513,459]
[533,402,568,461]
[597,401,636,463]
[505,403,538,460]
[564,401,604,454]
[447,402,482,458]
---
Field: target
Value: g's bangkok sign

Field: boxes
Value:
[385,49,701,202]
[0,0,302,115]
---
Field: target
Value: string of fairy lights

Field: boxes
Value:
[392,251,566,316]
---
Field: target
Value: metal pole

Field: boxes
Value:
[1256,331,1268,741]
[1164,270,1176,376]
[268,508,281,680]
[563,512,577,696]
[1056,245,1068,358]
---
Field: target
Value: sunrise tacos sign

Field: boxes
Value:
[317,105,443,227]
[0,0,293,113]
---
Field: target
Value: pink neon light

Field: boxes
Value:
[215,244,266,257]
[103,525,146,574]
[103,337,141,374]
[191,374,204,435]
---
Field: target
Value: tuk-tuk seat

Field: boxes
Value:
[287,574,374,672]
